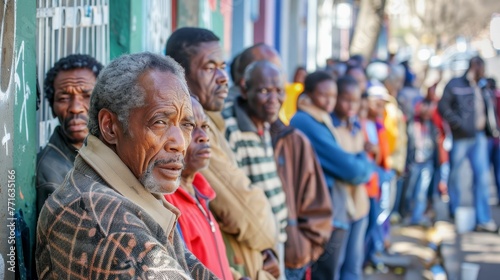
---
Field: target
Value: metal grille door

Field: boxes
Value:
[36,0,110,149]
[143,0,171,54]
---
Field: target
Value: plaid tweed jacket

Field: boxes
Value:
[36,135,217,280]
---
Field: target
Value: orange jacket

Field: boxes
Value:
[361,119,391,198]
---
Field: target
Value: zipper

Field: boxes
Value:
[259,122,271,157]
[194,194,227,280]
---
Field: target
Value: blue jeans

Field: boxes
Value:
[365,198,385,265]
[337,216,368,280]
[285,265,308,280]
[448,132,492,225]
[392,177,405,216]
[405,161,434,224]
[311,229,346,280]
[488,138,500,201]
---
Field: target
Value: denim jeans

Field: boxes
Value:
[337,216,369,280]
[448,132,492,225]
[365,198,384,265]
[392,177,406,216]
[311,229,346,280]
[405,161,434,224]
[285,265,308,280]
[488,138,500,201]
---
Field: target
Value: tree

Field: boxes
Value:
[350,0,387,60]
[407,0,500,49]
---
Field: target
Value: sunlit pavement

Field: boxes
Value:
[364,223,444,280]
[365,158,500,279]
[441,206,500,280]
[439,157,500,280]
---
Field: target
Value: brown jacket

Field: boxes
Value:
[36,135,216,279]
[201,111,278,280]
[270,120,333,269]
[334,126,370,221]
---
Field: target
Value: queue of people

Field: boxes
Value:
[34,26,500,280]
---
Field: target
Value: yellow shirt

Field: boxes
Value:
[279,82,304,125]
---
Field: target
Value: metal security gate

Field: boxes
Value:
[36,0,110,149]
[143,0,172,54]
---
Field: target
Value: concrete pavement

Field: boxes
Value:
[441,206,500,280]
[365,160,500,280]
[364,223,444,280]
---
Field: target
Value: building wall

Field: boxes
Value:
[0,1,37,279]
[254,0,275,45]
[231,0,256,60]
[176,0,232,59]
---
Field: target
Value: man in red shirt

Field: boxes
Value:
[165,97,234,280]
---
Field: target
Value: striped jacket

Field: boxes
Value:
[222,98,288,242]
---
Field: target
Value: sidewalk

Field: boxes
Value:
[439,162,500,280]
[376,199,500,280]
[364,223,444,280]
[362,207,500,280]
[364,164,500,280]
[441,206,500,280]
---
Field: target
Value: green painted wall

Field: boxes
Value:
[176,0,226,54]
[109,0,144,59]
[177,0,199,27]
[0,0,37,279]
[13,0,37,276]
[210,0,225,51]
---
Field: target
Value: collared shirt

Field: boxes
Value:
[331,113,362,136]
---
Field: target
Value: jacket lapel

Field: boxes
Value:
[79,135,179,238]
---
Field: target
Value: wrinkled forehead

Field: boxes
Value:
[140,70,191,107]
[190,97,206,120]
[54,68,97,86]
[251,65,282,83]
[192,41,225,63]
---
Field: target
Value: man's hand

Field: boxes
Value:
[439,181,449,202]
[364,142,379,156]
[438,181,448,195]
[262,249,280,278]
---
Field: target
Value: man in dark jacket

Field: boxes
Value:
[438,56,500,232]
[36,54,103,213]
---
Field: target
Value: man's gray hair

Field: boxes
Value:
[88,52,188,137]
[243,60,280,89]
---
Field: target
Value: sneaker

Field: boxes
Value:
[475,221,498,233]
[390,212,402,224]
[374,262,389,274]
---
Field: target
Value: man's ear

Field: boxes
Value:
[98,109,120,145]
[239,79,248,100]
